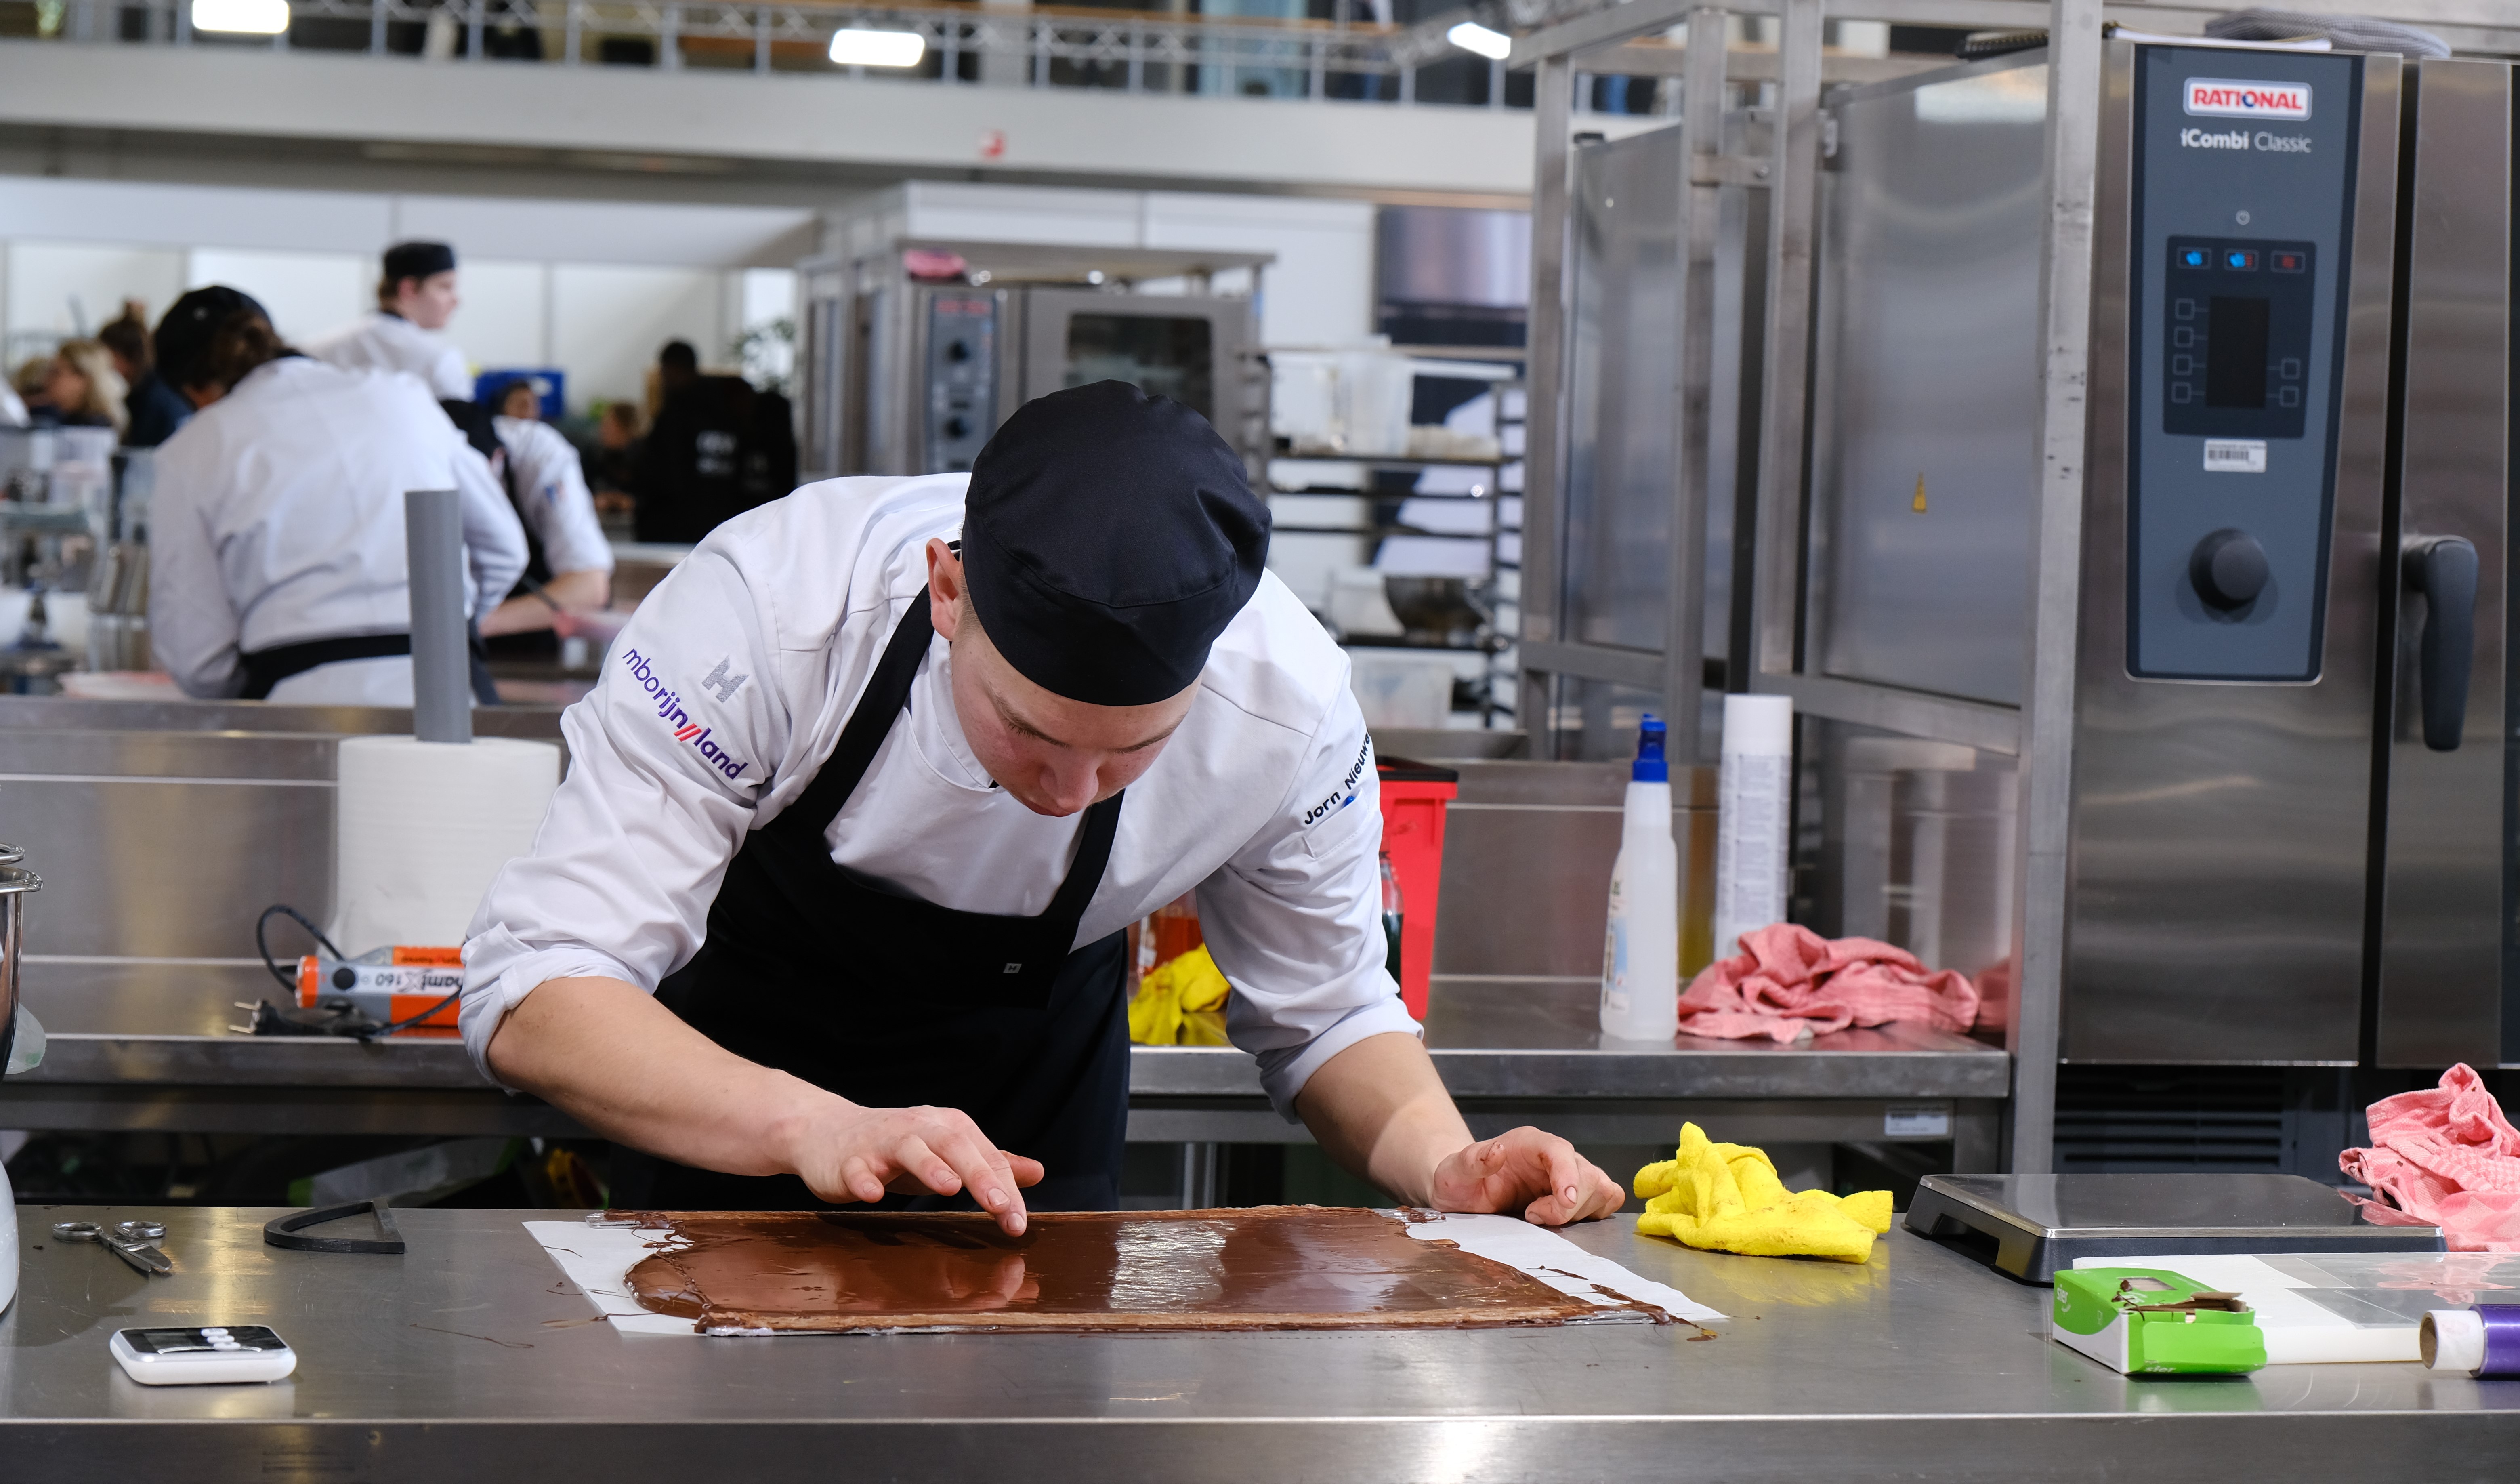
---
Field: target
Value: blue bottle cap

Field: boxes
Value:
[1633,713,1669,783]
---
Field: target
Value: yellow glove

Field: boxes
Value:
[1633,1122,1893,1263]
[1128,944,1233,1047]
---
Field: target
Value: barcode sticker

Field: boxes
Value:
[2203,439,2268,473]
[1884,1106,1951,1138]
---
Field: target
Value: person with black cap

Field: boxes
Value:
[305,240,473,401]
[146,286,529,705]
[461,380,1625,1229]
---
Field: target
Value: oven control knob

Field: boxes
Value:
[2190,528,2269,611]
[945,339,974,363]
[943,416,970,439]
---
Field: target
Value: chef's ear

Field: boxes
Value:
[926,538,969,641]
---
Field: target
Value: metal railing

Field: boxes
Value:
[12,0,1535,107]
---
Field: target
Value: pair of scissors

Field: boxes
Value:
[52,1219,173,1276]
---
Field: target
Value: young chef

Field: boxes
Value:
[147,287,528,704]
[465,381,1627,1230]
[434,396,611,651]
[306,241,474,401]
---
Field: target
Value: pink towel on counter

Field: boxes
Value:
[2341,1064,2520,1252]
[1675,923,1980,1043]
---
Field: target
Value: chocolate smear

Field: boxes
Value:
[617,1205,1603,1335]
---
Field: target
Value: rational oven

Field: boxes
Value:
[796,242,1272,482]
[1797,42,2512,1070]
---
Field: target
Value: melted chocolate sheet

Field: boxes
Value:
[619,1205,1601,1334]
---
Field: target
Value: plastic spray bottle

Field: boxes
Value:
[1600,714,1680,1041]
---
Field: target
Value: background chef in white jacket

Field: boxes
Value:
[305,241,474,401]
[464,381,1625,1228]
[475,389,616,643]
[146,286,529,705]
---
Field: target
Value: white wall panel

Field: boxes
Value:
[391,195,814,269]
[739,267,796,329]
[3,242,185,357]
[186,248,370,347]
[903,183,1145,247]
[552,265,720,408]
[450,259,549,373]
[0,175,391,254]
[1143,193,1375,347]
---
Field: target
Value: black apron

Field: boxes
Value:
[239,629,499,704]
[610,592,1133,1212]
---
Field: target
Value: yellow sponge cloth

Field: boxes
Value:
[1127,945,1233,1047]
[1632,1123,1893,1263]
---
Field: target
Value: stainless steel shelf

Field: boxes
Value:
[0,1015,2007,1154]
[16,1015,2000,1097]
[1,1206,2507,1480]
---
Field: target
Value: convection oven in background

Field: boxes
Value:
[796,242,1272,482]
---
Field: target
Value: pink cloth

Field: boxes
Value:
[1675,923,1979,1043]
[2340,1064,2520,1252]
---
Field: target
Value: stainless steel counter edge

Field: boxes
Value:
[2,1210,2512,1483]
[12,1032,2011,1099]
[4,1412,2514,1483]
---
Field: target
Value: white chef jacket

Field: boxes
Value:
[305,312,474,402]
[148,357,529,705]
[462,475,1418,1116]
[0,382,25,427]
[493,416,613,577]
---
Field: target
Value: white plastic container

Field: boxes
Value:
[1714,694,1795,959]
[1601,714,1680,1042]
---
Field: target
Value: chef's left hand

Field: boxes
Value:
[1428,1127,1627,1227]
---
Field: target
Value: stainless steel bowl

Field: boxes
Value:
[0,861,40,1076]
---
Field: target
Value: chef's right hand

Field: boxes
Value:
[790,1102,1043,1236]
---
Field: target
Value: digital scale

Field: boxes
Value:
[1905,1173,2444,1283]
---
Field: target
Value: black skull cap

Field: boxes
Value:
[961,381,1270,707]
[384,241,457,284]
[152,286,271,390]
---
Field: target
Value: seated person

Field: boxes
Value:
[40,339,130,435]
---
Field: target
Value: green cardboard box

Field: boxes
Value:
[2052,1267,2268,1375]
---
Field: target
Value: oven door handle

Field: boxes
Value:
[2402,535,2479,753]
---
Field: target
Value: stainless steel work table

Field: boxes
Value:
[2,991,2008,1167]
[2,1206,2510,1480]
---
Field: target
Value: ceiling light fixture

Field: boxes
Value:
[192,0,290,34]
[828,28,926,67]
[1447,21,1512,61]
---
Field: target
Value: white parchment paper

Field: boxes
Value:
[524,1211,1726,1335]
[1398,1211,1727,1323]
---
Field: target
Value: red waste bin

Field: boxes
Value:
[1376,757,1459,1021]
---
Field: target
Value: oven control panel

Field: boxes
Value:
[924,293,998,474]
[2125,47,2361,680]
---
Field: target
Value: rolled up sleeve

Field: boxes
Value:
[458,547,787,1083]
[509,422,614,577]
[1194,683,1421,1118]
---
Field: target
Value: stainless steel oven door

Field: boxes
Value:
[1015,289,1254,445]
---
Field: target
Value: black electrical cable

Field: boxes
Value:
[255,904,346,991]
[356,990,463,1044]
[255,903,457,1041]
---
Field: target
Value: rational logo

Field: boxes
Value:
[2184,78,2311,120]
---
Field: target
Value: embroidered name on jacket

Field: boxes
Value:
[1302,735,1373,827]
[621,647,750,780]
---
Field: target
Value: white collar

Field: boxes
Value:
[908,635,998,793]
